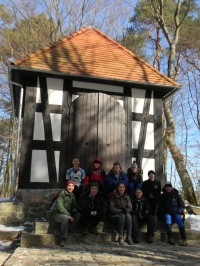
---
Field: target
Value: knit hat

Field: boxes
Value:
[93,157,102,164]
[131,161,138,169]
[164,182,172,188]
[90,182,99,189]
[66,180,75,186]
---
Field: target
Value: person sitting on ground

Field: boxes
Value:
[66,156,86,200]
[104,162,128,195]
[108,182,133,246]
[158,182,187,246]
[78,182,106,235]
[131,188,155,244]
[127,161,143,196]
[84,157,106,194]
[54,181,81,247]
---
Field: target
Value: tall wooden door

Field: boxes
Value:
[68,93,126,172]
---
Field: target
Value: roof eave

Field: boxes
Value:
[10,65,180,99]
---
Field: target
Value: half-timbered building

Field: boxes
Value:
[10,27,179,194]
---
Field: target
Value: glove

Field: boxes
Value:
[121,208,127,214]
[177,208,184,215]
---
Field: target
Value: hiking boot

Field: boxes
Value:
[59,238,66,247]
[133,237,140,243]
[127,238,134,245]
[82,228,88,236]
[168,237,175,245]
[179,239,187,246]
[147,235,153,243]
[118,237,125,246]
[90,227,98,234]
[96,221,104,233]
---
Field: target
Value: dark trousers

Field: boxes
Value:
[110,213,132,238]
[132,214,155,239]
[80,210,104,229]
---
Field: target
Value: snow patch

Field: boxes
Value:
[185,214,200,231]
[0,225,24,232]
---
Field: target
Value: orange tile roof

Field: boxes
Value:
[12,27,179,87]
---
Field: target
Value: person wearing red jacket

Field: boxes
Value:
[84,158,106,194]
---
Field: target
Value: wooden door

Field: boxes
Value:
[68,93,126,172]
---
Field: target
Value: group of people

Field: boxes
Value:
[53,157,187,247]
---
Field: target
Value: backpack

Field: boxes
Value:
[49,190,63,211]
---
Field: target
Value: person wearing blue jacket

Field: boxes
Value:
[104,162,128,194]
[158,182,187,246]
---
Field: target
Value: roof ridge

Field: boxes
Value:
[92,28,178,87]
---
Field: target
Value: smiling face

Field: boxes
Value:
[131,167,138,174]
[165,186,173,193]
[90,186,98,197]
[135,189,143,199]
[148,173,155,181]
[118,183,126,195]
[72,158,80,169]
[66,183,75,193]
[113,165,121,174]
[94,162,100,169]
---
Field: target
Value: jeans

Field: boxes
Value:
[164,213,184,228]
[110,212,132,238]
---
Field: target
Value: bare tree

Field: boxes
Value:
[148,0,198,204]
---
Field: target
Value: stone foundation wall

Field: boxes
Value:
[0,189,61,225]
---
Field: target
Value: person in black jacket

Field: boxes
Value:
[142,170,161,215]
[158,182,187,246]
[131,188,155,243]
[78,182,106,235]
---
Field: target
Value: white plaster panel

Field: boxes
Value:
[54,151,60,182]
[131,88,145,113]
[132,121,141,149]
[50,113,62,141]
[73,81,123,93]
[149,91,154,115]
[33,112,45,140]
[47,77,63,91]
[30,150,49,182]
[47,78,63,105]
[144,123,154,150]
[48,89,63,105]
[72,95,79,102]
[36,77,42,103]
[142,158,155,181]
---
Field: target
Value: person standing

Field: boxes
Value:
[84,158,106,194]
[66,157,85,200]
[158,182,187,246]
[78,182,106,235]
[54,181,80,247]
[105,162,128,194]
[108,183,133,245]
[127,161,143,196]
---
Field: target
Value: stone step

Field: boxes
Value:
[20,232,56,248]
[0,230,22,241]
[20,227,200,248]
